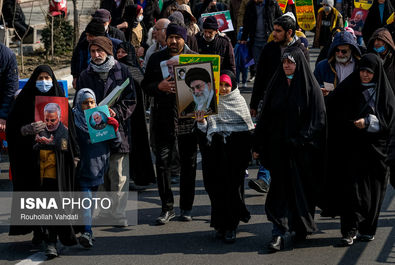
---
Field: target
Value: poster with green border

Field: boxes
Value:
[295,0,316,31]
[179,54,220,105]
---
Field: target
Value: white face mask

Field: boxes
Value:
[137,15,144,22]
[104,24,109,31]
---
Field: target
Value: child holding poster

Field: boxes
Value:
[72,88,120,248]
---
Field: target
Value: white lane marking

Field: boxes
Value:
[15,252,46,265]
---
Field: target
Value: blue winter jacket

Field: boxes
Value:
[314,31,361,88]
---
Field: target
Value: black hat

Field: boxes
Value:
[203,16,218,30]
[185,67,211,88]
[166,23,187,41]
[92,9,111,23]
[85,20,106,36]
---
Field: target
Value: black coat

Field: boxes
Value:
[100,0,133,27]
[117,44,156,185]
[109,25,127,41]
[250,38,309,110]
[195,33,236,74]
[7,65,79,245]
[254,47,326,235]
[77,60,137,153]
[240,0,282,45]
[0,44,18,120]
[141,0,161,30]
[2,0,25,24]
[141,47,196,142]
[324,54,395,222]
[362,0,395,45]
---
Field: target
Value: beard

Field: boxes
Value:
[335,55,351,64]
[47,122,60,132]
[203,35,215,42]
[92,57,106,65]
[193,84,212,111]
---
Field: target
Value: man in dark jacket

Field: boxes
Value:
[250,13,309,116]
[92,8,126,41]
[196,16,236,73]
[0,43,18,132]
[77,36,136,227]
[2,0,33,42]
[240,0,282,67]
[100,0,133,28]
[71,20,122,88]
[314,31,361,95]
[142,23,198,225]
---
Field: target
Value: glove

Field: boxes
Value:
[390,165,395,188]
[21,121,46,136]
[107,117,119,132]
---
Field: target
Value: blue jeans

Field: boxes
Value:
[236,65,248,84]
[81,186,99,235]
[257,165,271,185]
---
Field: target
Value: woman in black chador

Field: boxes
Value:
[253,46,326,252]
[326,53,395,246]
[7,65,79,258]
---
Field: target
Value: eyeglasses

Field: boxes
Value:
[335,48,349,54]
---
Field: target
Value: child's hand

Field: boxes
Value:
[107,117,119,132]
[194,110,206,123]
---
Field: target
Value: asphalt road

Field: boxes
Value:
[3,9,395,264]
[0,85,394,265]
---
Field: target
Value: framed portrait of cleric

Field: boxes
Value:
[34,96,69,151]
[174,62,217,118]
[84,105,116,144]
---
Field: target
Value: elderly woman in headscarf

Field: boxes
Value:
[326,53,395,246]
[116,42,157,187]
[7,65,79,258]
[195,70,254,244]
[253,46,326,252]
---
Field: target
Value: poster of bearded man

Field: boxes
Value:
[174,62,217,118]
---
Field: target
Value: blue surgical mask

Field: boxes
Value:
[36,80,53,93]
[373,46,386,53]
[286,74,294,79]
[361,82,376,87]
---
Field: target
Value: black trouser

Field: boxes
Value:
[154,132,198,212]
[178,132,198,211]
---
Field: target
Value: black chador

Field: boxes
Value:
[253,46,326,240]
[326,53,395,240]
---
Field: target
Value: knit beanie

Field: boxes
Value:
[168,11,186,27]
[85,20,106,36]
[166,23,188,41]
[89,36,113,56]
[203,16,218,30]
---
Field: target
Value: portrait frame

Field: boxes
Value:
[174,62,217,118]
